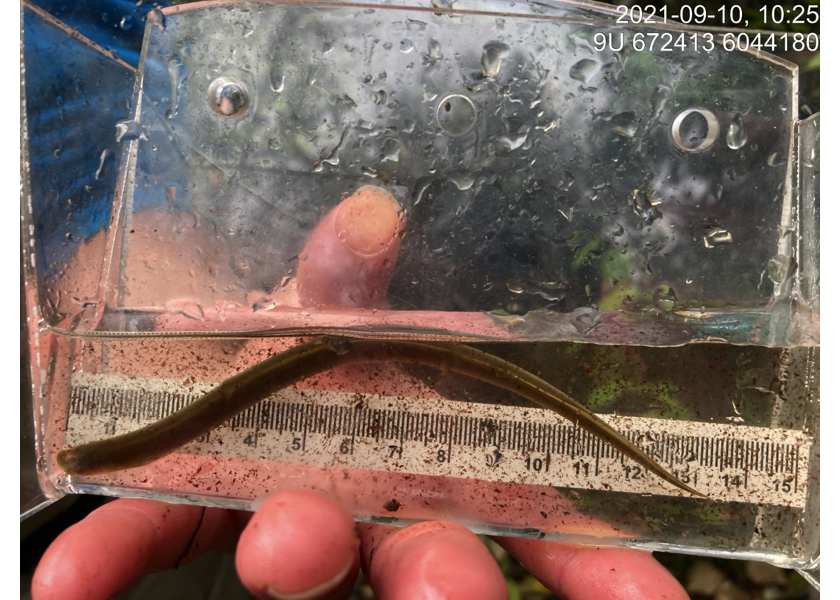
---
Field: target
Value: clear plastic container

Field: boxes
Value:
[21,0,819,577]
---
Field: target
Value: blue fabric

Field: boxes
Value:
[27,0,175,67]
[23,4,139,316]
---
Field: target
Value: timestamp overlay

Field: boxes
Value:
[597,3,819,54]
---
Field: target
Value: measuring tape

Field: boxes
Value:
[65,372,813,508]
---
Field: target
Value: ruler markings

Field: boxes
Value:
[65,375,815,507]
[594,438,600,476]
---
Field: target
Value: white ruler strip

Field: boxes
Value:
[66,372,812,507]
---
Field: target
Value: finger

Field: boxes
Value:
[31,499,248,600]
[359,521,507,600]
[236,490,360,600]
[496,537,689,600]
[296,185,404,308]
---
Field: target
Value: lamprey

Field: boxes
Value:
[57,337,709,498]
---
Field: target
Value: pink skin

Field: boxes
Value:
[296,185,404,309]
[360,522,507,600]
[33,187,689,599]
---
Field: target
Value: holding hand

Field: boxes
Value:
[34,187,688,600]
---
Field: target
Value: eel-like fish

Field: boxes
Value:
[57,337,708,499]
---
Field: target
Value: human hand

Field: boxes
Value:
[33,489,688,599]
[35,186,689,599]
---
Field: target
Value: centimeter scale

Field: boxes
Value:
[66,370,812,509]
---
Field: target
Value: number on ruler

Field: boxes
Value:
[672,468,697,486]
[773,477,792,493]
[624,465,645,480]
[722,474,745,489]
[574,461,590,477]
[525,456,549,472]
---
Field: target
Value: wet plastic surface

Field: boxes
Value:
[21,0,819,575]
[27,0,816,347]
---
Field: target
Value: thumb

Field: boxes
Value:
[296,185,404,309]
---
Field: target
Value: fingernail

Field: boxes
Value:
[266,554,355,600]
[333,186,401,256]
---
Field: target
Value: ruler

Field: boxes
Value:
[66,372,813,508]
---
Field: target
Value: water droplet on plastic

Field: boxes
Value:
[767,152,785,167]
[569,59,599,83]
[425,38,443,66]
[247,291,275,311]
[703,225,732,248]
[537,281,565,303]
[650,84,671,116]
[94,149,111,180]
[119,16,132,30]
[240,20,256,38]
[610,112,637,138]
[507,282,524,294]
[375,89,387,105]
[115,119,147,142]
[399,39,415,53]
[382,138,400,162]
[166,298,204,320]
[802,147,817,169]
[101,12,108,23]
[726,114,747,149]
[268,138,281,151]
[631,189,661,226]
[766,254,796,284]
[570,306,602,335]
[480,40,510,78]
[498,118,531,151]
[448,171,476,191]
[215,300,227,322]
[407,18,427,31]
[535,117,560,132]
[611,224,624,237]
[653,286,677,311]
[166,55,189,119]
[270,72,285,94]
